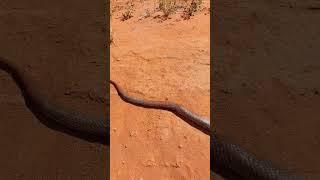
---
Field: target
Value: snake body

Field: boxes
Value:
[110,80,303,180]
[110,80,211,135]
[0,57,108,142]
[212,133,304,180]
[0,56,302,179]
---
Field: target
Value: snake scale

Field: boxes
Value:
[0,56,302,180]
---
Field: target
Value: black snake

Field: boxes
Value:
[110,80,303,180]
[0,57,303,179]
[0,57,108,144]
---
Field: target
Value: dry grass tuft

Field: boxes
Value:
[182,0,202,20]
[158,0,177,17]
[121,2,134,21]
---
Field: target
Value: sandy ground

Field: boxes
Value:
[214,1,320,179]
[110,0,210,179]
[0,1,107,179]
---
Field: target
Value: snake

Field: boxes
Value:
[109,80,211,135]
[0,56,303,179]
[0,56,108,143]
[110,80,303,180]
[109,80,302,180]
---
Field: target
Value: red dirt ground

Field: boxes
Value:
[0,1,107,179]
[110,0,210,179]
[214,1,320,179]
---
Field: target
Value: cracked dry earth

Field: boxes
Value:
[110,0,210,179]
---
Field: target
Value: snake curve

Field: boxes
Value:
[0,56,303,180]
[110,80,211,135]
[110,80,303,180]
[0,56,108,141]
